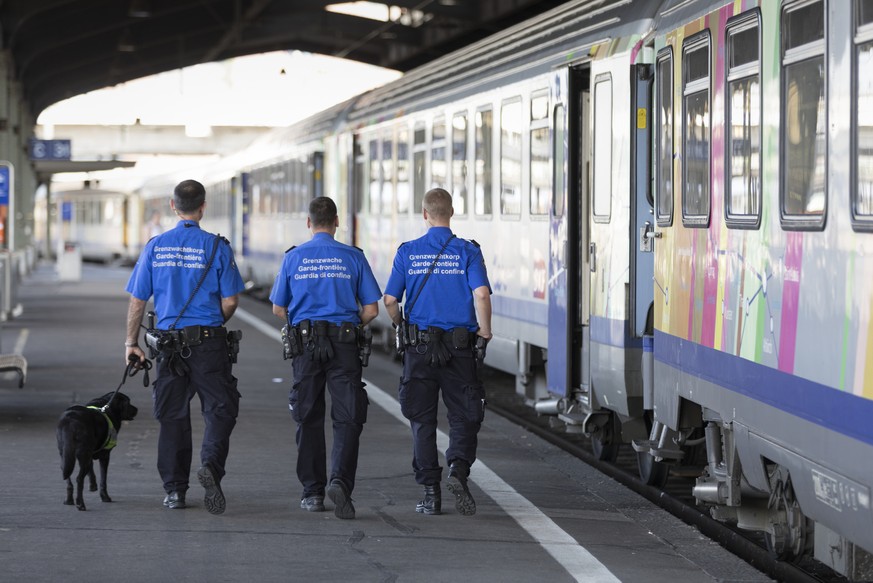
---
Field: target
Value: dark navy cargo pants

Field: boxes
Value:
[289,341,368,497]
[152,336,240,494]
[398,342,486,486]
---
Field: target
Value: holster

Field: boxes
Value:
[282,324,303,360]
[226,330,242,363]
[358,326,373,367]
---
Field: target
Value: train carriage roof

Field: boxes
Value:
[345,0,660,127]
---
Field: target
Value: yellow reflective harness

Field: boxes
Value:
[86,406,118,451]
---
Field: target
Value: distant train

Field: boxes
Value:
[34,185,139,264]
[115,0,873,578]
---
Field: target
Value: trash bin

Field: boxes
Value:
[57,241,82,282]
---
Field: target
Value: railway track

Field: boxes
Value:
[480,368,847,583]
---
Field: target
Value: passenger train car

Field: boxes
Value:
[34,185,139,264]
[119,0,873,578]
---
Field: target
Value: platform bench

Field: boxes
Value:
[0,354,27,388]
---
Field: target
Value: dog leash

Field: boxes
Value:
[101,355,152,413]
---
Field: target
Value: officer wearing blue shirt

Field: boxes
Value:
[384,187,493,516]
[270,196,381,520]
[125,179,245,515]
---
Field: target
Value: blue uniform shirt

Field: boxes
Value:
[126,220,245,329]
[384,226,491,331]
[269,232,382,326]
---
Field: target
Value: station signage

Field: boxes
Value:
[28,139,72,161]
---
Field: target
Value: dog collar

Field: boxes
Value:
[86,406,118,451]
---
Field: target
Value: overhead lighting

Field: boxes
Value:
[326,2,389,22]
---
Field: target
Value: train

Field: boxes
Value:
[53,0,873,579]
[34,184,140,264]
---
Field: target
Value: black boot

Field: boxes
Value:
[446,461,475,516]
[415,484,441,515]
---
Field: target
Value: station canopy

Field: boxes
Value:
[1,0,567,118]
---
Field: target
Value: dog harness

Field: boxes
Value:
[86,406,118,451]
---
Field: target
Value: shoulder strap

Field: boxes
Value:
[405,234,455,316]
[169,235,222,330]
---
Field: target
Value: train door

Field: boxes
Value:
[631,64,654,338]
[547,65,591,402]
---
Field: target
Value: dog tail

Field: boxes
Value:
[57,419,84,480]
[61,445,76,480]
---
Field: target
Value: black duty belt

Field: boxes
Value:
[297,320,358,343]
[412,326,475,348]
[157,325,227,341]
[199,326,227,339]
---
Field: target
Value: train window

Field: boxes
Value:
[853,0,873,229]
[297,157,307,213]
[413,121,427,213]
[780,0,826,229]
[368,137,381,215]
[725,11,762,228]
[682,33,711,227]
[475,108,493,216]
[656,49,674,227]
[292,157,309,213]
[251,172,261,216]
[500,97,522,216]
[432,116,447,191]
[553,104,566,218]
[530,90,550,216]
[271,168,281,215]
[592,75,612,221]
[353,139,366,214]
[397,127,410,214]
[452,113,468,215]
[382,134,395,215]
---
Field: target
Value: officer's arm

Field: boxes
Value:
[360,302,378,326]
[383,294,401,326]
[125,296,148,364]
[472,286,493,340]
[221,294,239,323]
[272,304,288,320]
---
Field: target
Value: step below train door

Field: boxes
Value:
[546,65,591,417]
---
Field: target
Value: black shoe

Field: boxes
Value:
[300,495,325,512]
[163,491,186,509]
[197,465,226,515]
[326,479,355,519]
[415,484,441,515]
[446,463,475,516]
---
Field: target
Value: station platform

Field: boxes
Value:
[0,262,773,582]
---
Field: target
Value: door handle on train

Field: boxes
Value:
[589,242,596,272]
[640,221,660,253]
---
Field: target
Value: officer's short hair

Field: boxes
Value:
[174,180,206,212]
[309,196,338,228]
[423,188,453,220]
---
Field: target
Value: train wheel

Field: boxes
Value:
[637,413,669,487]
[590,412,620,462]
[637,450,669,487]
[763,468,810,562]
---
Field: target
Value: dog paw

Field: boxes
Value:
[100,495,113,503]
[76,504,86,511]
[63,499,74,505]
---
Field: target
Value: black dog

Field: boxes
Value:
[56,391,138,511]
